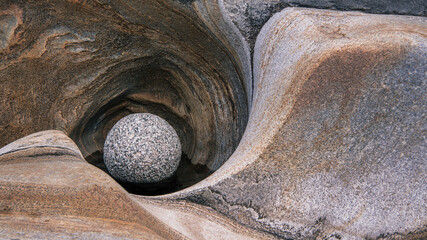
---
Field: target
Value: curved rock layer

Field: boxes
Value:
[0,130,269,239]
[0,0,249,171]
[0,1,426,240]
[158,8,427,239]
[0,131,177,239]
[223,0,427,51]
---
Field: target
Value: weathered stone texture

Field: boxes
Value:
[0,1,426,239]
[0,130,269,239]
[0,0,249,171]
[223,0,427,54]
[161,8,427,239]
[0,131,181,239]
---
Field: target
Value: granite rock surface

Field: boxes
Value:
[104,113,181,183]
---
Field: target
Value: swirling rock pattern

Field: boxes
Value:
[161,7,426,240]
[0,131,265,239]
[0,1,426,240]
[0,131,178,239]
[223,0,427,51]
[0,0,249,172]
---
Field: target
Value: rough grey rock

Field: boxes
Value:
[104,113,181,183]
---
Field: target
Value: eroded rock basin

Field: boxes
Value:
[0,1,426,239]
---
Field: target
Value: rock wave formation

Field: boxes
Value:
[0,0,426,239]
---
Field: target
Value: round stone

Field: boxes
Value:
[103,113,181,183]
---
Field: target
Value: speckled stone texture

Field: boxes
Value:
[104,113,181,183]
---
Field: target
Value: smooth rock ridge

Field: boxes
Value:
[159,7,427,239]
[0,130,181,240]
[104,113,182,183]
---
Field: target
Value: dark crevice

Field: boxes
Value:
[85,151,212,195]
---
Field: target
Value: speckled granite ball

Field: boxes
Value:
[103,113,181,183]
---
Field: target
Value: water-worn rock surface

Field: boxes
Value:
[0,0,426,239]
[0,130,269,239]
[223,0,427,52]
[157,7,427,239]
[0,0,249,173]
[0,131,178,239]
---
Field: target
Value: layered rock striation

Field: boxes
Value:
[0,0,426,239]
[160,7,427,239]
[0,0,249,173]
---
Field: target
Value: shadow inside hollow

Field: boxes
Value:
[85,151,212,196]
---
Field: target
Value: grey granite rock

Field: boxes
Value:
[103,113,181,183]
